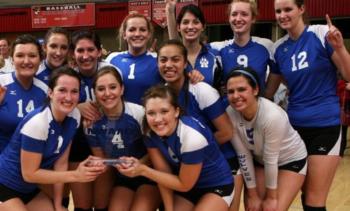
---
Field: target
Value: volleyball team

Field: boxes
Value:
[0,0,349,210]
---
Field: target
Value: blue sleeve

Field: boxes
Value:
[181,148,205,164]
[203,98,226,120]
[144,135,157,148]
[21,134,46,153]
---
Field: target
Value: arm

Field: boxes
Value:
[21,150,105,184]
[264,73,282,100]
[212,113,233,144]
[77,101,101,122]
[166,0,180,40]
[326,15,350,81]
[53,143,71,210]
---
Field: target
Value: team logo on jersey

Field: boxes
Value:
[9,90,16,95]
[283,47,288,52]
[111,131,125,149]
[122,58,128,62]
[44,76,49,81]
[200,57,209,68]
[229,48,235,53]
[51,129,55,135]
[168,147,179,163]
[246,128,254,145]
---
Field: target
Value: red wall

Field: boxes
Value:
[0,0,349,33]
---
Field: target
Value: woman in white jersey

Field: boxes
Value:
[226,67,307,211]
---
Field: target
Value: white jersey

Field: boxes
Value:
[226,98,307,189]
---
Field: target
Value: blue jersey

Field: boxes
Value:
[0,106,80,193]
[106,51,162,105]
[144,116,233,188]
[185,45,221,86]
[0,72,48,152]
[178,81,235,158]
[210,37,276,91]
[273,25,339,127]
[85,102,146,159]
[35,60,53,85]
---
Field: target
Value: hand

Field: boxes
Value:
[75,156,106,182]
[116,157,143,178]
[77,101,101,122]
[188,69,204,84]
[0,85,7,104]
[247,194,263,211]
[262,198,277,211]
[166,0,177,13]
[326,14,345,50]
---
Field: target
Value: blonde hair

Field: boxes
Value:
[228,0,258,19]
[118,13,154,51]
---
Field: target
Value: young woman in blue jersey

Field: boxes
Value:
[36,27,70,85]
[68,30,113,211]
[0,66,106,211]
[157,39,238,208]
[117,84,234,211]
[166,1,222,88]
[211,0,278,94]
[0,34,47,152]
[226,67,307,211]
[85,66,161,210]
[265,0,350,210]
[106,13,203,105]
[105,13,162,105]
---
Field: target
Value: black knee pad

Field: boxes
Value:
[94,208,108,211]
[303,205,326,211]
[74,208,93,211]
[61,197,70,208]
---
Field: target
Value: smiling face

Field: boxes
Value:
[145,97,179,137]
[49,74,80,122]
[123,17,151,54]
[13,43,41,79]
[44,33,69,69]
[274,0,304,31]
[73,38,101,76]
[177,12,204,42]
[229,1,255,35]
[94,72,124,116]
[227,75,258,115]
[158,44,187,86]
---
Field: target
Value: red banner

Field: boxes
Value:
[31,3,95,29]
[176,0,198,17]
[128,0,152,20]
[152,0,167,28]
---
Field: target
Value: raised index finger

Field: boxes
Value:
[326,14,333,28]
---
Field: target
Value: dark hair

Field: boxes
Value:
[226,66,261,96]
[176,4,206,26]
[70,30,102,51]
[11,34,43,60]
[44,27,70,46]
[294,0,304,7]
[157,39,188,62]
[48,65,81,91]
[142,84,184,134]
[157,39,191,107]
[92,65,123,90]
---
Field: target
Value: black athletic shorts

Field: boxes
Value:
[0,183,40,204]
[294,125,344,156]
